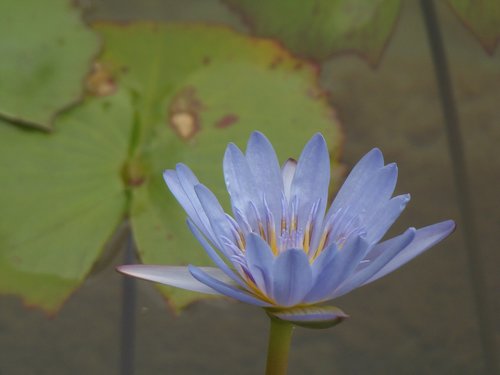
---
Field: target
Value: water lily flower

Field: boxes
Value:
[118,132,455,327]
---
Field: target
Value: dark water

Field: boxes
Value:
[1,1,499,374]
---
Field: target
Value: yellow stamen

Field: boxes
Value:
[243,274,275,304]
[259,222,267,241]
[237,230,246,251]
[303,223,311,254]
[311,230,329,261]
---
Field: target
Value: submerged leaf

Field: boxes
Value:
[222,0,401,65]
[446,0,500,54]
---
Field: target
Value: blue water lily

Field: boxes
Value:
[118,132,454,326]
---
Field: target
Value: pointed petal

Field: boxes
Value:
[328,148,384,216]
[268,306,349,329]
[174,164,216,239]
[281,158,297,202]
[328,163,398,244]
[363,194,411,243]
[194,184,234,252]
[117,265,223,295]
[186,218,245,287]
[163,168,215,243]
[189,265,271,307]
[290,134,330,232]
[304,234,370,303]
[271,249,313,307]
[333,228,416,298]
[223,143,261,222]
[245,233,275,295]
[246,132,283,220]
[363,220,456,285]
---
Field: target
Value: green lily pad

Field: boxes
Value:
[0,92,131,313]
[95,23,343,312]
[222,0,401,65]
[0,0,100,130]
[446,0,500,54]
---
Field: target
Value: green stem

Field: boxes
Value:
[265,317,295,375]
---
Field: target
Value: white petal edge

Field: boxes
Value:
[117,265,226,295]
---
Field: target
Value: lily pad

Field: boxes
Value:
[222,0,401,65]
[446,0,500,54]
[0,0,100,130]
[0,92,131,313]
[95,23,343,311]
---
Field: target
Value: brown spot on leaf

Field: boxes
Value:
[121,158,146,187]
[168,87,203,140]
[215,114,239,129]
[86,62,116,97]
[202,56,211,65]
[269,56,283,69]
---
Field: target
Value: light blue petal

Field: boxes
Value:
[327,148,384,216]
[244,233,275,295]
[117,265,224,295]
[174,164,217,241]
[304,235,370,303]
[246,132,283,221]
[363,194,411,243]
[223,143,261,225]
[281,159,297,202]
[189,265,271,307]
[269,306,349,329]
[271,249,313,307]
[328,163,398,244]
[333,227,416,298]
[363,220,456,285]
[290,134,330,234]
[186,218,245,288]
[194,184,234,252]
[163,168,215,243]
[309,241,338,279]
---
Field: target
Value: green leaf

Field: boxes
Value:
[0,0,100,130]
[222,0,401,65]
[0,92,131,313]
[95,23,343,311]
[446,0,500,54]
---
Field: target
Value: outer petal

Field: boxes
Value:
[245,233,275,296]
[363,194,411,243]
[290,133,330,233]
[189,265,271,307]
[223,143,261,223]
[329,163,398,243]
[194,184,234,252]
[333,227,416,298]
[175,164,216,239]
[363,220,456,285]
[245,132,283,221]
[327,148,384,216]
[163,168,215,243]
[304,234,370,303]
[117,265,224,295]
[186,218,245,287]
[271,249,313,307]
